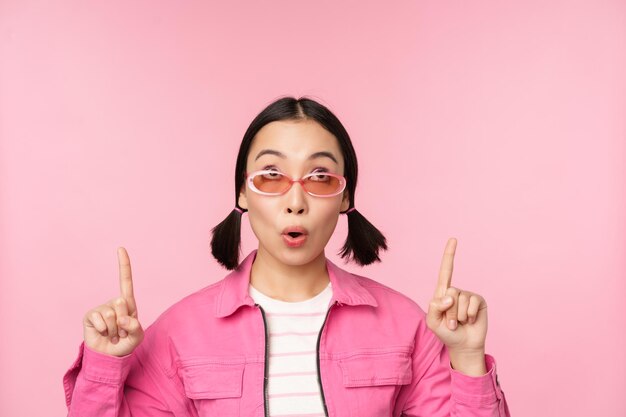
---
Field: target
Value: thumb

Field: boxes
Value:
[426,296,453,329]
[117,315,143,336]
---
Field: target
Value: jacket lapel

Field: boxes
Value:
[215,250,377,318]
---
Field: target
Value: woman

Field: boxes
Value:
[63,96,510,416]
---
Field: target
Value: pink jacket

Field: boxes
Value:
[63,250,511,416]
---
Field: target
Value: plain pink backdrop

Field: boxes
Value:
[1,1,625,416]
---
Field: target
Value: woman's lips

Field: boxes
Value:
[281,226,308,248]
[281,226,308,235]
[282,232,308,248]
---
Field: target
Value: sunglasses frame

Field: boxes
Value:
[245,169,347,197]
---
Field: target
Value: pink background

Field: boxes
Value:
[1,1,625,416]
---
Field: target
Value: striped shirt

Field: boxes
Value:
[249,282,333,417]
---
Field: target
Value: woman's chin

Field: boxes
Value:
[259,243,326,267]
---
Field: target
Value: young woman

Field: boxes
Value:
[63,96,511,416]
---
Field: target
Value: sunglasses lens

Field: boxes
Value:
[250,172,345,196]
[303,174,343,196]
[252,172,291,194]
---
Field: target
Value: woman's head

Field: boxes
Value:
[211,96,387,269]
[237,118,350,268]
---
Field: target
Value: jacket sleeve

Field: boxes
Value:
[62,341,191,417]
[395,317,511,417]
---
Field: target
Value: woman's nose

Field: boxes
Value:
[285,181,307,214]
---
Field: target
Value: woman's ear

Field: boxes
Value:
[238,187,248,210]
[340,190,350,212]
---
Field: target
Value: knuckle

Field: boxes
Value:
[102,308,115,320]
[446,287,460,296]
[114,298,127,310]
[97,303,111,311]
[131,319,142,332]
[471,294,484,305]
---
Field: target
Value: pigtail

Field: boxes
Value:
[210,207,247,270]
[339,208,388,265]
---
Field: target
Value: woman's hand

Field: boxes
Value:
[426,238,488,373]
[82,247,144,357]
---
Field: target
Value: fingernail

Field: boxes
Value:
[449,320,457,330]
[119,317,128,326]
[469,317,475,324]
[111,336,119,344]
[443,296,452,304]
[119,329,128,337]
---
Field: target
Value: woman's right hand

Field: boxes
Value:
[82,247,144,357]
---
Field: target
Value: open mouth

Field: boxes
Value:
[282,229,308,247]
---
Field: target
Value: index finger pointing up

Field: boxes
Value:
[435,238,457,298]
[117,247,137,316]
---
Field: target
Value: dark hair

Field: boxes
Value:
[210,96,387,269]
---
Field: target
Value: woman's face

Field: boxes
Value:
[238,119,350,267]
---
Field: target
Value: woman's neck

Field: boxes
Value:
[250,246,330,302]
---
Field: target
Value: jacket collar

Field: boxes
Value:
[215,250,378,318]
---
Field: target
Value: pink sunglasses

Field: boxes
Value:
[245,170,346,197]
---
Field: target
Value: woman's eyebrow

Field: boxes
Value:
[254,149,338,164]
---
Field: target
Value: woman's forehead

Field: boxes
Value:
[248,120,343,166]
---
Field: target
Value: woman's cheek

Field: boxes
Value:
[247,211,273,245]
[319,211,340,242]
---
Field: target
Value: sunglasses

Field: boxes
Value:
[245,169,347,197]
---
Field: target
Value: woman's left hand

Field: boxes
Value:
[425,238,488,353]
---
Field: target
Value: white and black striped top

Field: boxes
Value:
[249,282,333,417]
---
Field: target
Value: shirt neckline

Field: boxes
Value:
[249,282,332,306]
